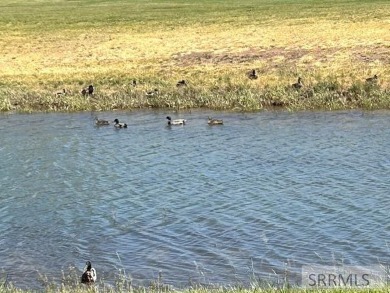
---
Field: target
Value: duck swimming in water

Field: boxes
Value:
[114,118,127,128]
[166,116,186,126]
[208,117,223,125]
[81,261,96,284]
[95,117,110,126]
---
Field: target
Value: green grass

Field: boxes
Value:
[1,0,389,31]
[0,0,390,112]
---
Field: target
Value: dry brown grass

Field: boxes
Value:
[0,0,389,111]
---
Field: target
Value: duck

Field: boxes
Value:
[146,89,159,97]
[208,117,224,125]
[248,69,258,80]
[88,85,94,95]
[166,116,186,126]
[81,85,94,96]
[114,118,127,128]
[95,117,110,126]
[176,80,187,87]
[292,77,303,89]
[81,261,97,284]
[56,89,66,96]
[366,74,378,83]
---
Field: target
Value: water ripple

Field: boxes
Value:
[0,110,389,288]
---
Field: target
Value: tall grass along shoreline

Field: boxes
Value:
[1,0,389,112]
[2,267,390,291]
[1,265,389,293]
[1,76,389,113]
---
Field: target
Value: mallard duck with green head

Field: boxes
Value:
[166,116,186,126]
[81,261,96,284]
[114,119,127,128]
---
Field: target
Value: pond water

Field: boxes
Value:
[0,110,389,289]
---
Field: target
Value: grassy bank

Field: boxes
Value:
[0,0,389,112]
[1,268,389,293]
[1,269,389,293]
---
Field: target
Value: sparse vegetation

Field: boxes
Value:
[1,282,390,293]
[1,267,389,293]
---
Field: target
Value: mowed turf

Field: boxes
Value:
[0,0,389,111]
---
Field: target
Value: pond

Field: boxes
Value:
[0,110,389,289]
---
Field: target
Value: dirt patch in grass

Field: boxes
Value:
[173,47,334,65]
[172,45,389,67]
[352,45,390,63]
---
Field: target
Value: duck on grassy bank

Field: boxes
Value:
[146,89,159,97]
[176,80,187,87]
[248,69,258,80]
[166,116,186,126]
[81,85,94,96]
[208,117,223,125]
[56,89,66,96]
[366,74,378,83]
[81,261,96,284]
[292,77,303,89]
[114,119,127,128]
[88,85,94,95]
